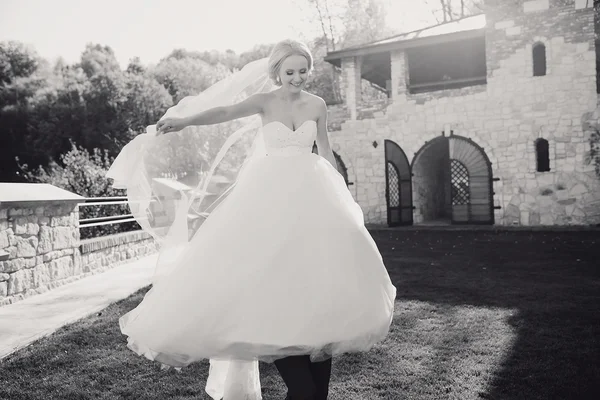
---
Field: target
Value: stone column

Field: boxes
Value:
[342,56,363,120]
[0,183,83,306]
[390,50,408,100]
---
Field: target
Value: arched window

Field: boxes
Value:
[386,162,400,207]
[450,159,470,206]
[535,138,550,172]
[533,43,547,77]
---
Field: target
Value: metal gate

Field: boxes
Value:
[448,135,494,224]
[384,140,413,226]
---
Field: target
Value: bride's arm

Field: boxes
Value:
[315,98,337,169]
[186,93,267,126]
[157,93,267,134]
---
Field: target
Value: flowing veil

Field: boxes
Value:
[107,57,276,399]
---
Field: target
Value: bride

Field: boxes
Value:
[107,39,396,400]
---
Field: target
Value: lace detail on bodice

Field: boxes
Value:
[262,120,317,157]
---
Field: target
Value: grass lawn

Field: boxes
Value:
[1,230,599,400]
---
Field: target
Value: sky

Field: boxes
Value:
[0,0,440,68]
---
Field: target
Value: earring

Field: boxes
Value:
[276,77,281,85]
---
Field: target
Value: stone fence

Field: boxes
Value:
[0,183,157,307]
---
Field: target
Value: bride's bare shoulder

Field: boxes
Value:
[303,92,327,111]
[261,91,279,106]
[303,91,324,103]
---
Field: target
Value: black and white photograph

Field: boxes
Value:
[0,0,599,399]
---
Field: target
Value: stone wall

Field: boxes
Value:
[327,103,350,132]
[0,203,80,305]
[328,100,390,131]
[0,197,157,306]
[80,231,156,277]
[329,0,600,226]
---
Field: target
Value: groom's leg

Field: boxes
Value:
[274,355,316,399]
[308,357,332,400]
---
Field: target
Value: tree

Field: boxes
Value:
[151,49,231,103]
[75,45,174,154]
[0,41,40,86]
[19,62,89,166]
[0,41,45,179]
[305,37,342,104]
[120,72,173,138]
[425,0,484,23]
[0,56,64,181]
[0,42,175,181]
[341,0,394,48]
[294,0,345,103]
[79,44,122,78]
[236,44,275,70]
[70,44,132,153]
[80,71,129,152]
[309,0,342,52]
[126,56,146,75]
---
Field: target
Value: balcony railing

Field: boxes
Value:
[78,196,139,229]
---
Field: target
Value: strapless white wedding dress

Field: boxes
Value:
[119,120,396,399]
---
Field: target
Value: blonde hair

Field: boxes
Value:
[268,39,314,86]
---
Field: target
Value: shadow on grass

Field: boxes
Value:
[370,229,600,400]
[1,230,598,399]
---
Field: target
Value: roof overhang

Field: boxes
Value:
[325,24,486,67]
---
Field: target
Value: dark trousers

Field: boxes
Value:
[274,355,332,400]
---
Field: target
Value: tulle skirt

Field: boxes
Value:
[119,152,396,368]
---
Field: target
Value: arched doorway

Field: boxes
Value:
[384,140,413,226]
[411,134,494,225]
[411,136,450,224]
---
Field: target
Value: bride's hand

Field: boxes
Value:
[157,117,187,134]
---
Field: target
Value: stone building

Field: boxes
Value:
[323,0,600,226]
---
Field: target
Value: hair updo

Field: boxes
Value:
[268,39,313,86]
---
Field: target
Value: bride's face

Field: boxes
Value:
[278,55,309,93]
